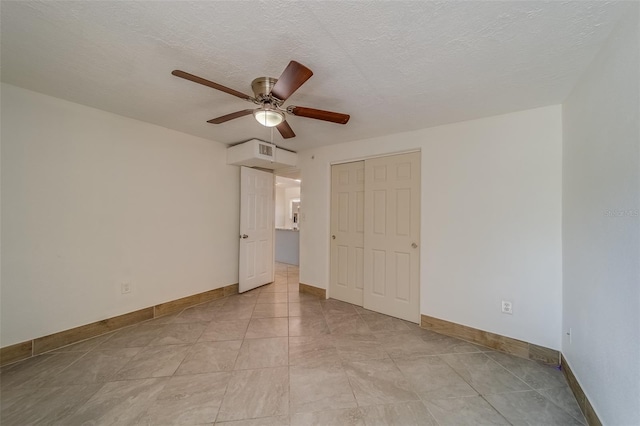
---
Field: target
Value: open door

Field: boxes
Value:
[239,166,274,292]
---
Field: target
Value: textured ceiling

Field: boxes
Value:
[0,1,630,151]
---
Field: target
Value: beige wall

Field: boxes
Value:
[1,83,240,346]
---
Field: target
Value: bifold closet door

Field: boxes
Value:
[363,152,420,322]
[329,161,365,306]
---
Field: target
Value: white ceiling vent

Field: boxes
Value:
[227,139,297,170]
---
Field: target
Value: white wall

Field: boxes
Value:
[562,6,639,425]
[284,186,301,230]
[275,185,286,228]
[299,105,563,349]
[1,83,240,347]
[275,179,301,230]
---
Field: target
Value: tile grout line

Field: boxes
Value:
[531,387,589,426]
[479,351,586,423]
[483,353,536,392]
[284,264,292,421]
[420,342,522,425]
[213,285,262,424]
[385,347,444,425]
[49,380,108,423]
[478,393,516,426]
[441,351,577,426]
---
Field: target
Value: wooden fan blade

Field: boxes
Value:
[289,106,350,124]
[276,121,296,139]
[207,109,255,124]
[270,61,313,101]
[172,70,252,100]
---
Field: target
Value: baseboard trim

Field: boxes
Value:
[223,283,239,297]
[154,288,224,317]
[34,308,154,355]
[0,341,33,366]
[561,355,602,426]
[420,314,560,365]
[299,282,326,299]
[0,282,239,367]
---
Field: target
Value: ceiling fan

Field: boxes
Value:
[171,61,350,139]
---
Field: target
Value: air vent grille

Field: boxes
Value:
[227,139,297,170]
[259,143,273,157]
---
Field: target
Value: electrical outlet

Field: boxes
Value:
[501,300,513,315]
[121,282,132,294]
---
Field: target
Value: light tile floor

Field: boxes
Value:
[1,263,586,425]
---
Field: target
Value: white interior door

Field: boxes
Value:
[239,166,274,293]
[363,152,421,322]
[330,161,365,305]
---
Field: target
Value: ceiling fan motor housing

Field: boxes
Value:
[251,77,278,100]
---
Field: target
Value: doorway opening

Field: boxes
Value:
[274,174,301,267]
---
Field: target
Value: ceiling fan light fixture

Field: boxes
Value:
[253,109,284,127]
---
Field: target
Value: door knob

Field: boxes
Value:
[411,242,418,248]
[332,235,336,240]
[241,234,249,239]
